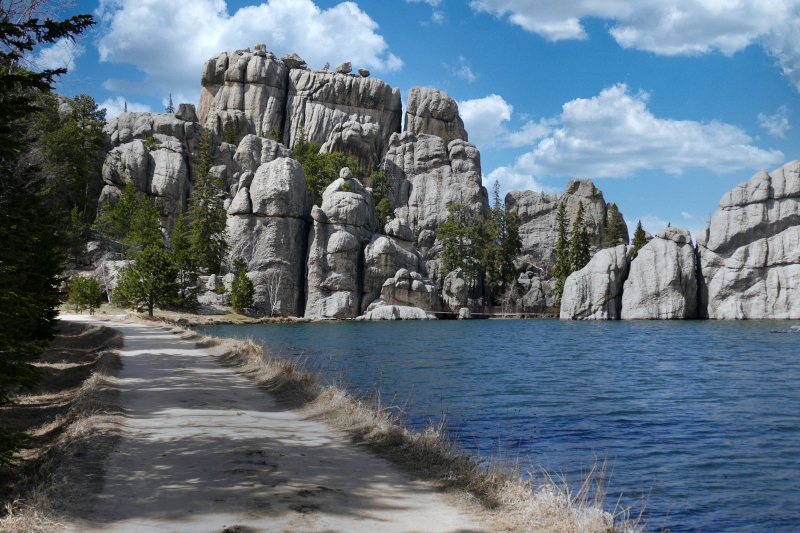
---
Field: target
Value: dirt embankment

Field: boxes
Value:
[0,321,124,532]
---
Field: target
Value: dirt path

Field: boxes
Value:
[58,315,490,533]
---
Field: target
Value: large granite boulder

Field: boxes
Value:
[357,305,435,321]
[226,157,310,316]
[103,110,202,151]
[358,268,438,321]
[404,87,467,145]
[320,121,383,172]
[560,245,630,320]
[506,179,626,268]
[198,48,290,140]
[442,268,468,309]
[304,169,378,319]
[361,219,422,310]
[99,139,190,234]
[697,161,800,319]
[621,227,697,319]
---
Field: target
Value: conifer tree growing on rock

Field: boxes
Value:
[224,116,237,145]
[552,202,572,306]
[437,202,483,283]
[632,220,648,258]
[604,203,626,248]
[483,181,522,302]
[171,212,199,310]
[570,201,591,272]
[94,182,162,257]
[188,129,228,274]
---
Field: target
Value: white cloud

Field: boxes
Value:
[96,0,403,100]
[508,84,783,179]
[485,166,559,198]
[445,55,477,83]
[30,38,84,72]
[99,96,152,118]
[431,10,444,23]
[758,105,791,138]
[681,211,700,220]
[459,94,553,150]
[406,0,441,5]
[470,0,800,90]
[459,94,512,147]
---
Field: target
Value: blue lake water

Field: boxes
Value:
[193,319,800,532]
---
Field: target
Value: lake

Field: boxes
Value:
[193,319,800,532]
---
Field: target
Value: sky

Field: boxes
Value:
[35,0,800,239]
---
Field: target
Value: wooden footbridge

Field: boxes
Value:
[431,304,558,319]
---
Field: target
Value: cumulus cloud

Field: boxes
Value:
[99,96,152,118]
[681,211,700,220]
[458,94,553,149]
[470,0,800,90]
[95,0,402,100]
[30,38,84,72]
[508,84,783,179]
[485,166,558,197]
[758,105,791,138]
[406,0,441,5]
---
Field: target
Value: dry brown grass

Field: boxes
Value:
[129,313,644,533]
[0,322,125,533]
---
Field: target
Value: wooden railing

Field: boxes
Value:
[431,304,557,317]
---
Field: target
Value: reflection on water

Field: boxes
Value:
[194,319,800,532]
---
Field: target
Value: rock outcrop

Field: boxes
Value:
[506,179,627,268]
[104,109,202,151]
[621,227,697,319]
[99,138,190,235]
[361,218,422,310]
[404,87,467,145]
[304,169,378,319]
[226,156,311,316]
[198,46,402,169]
[560,245,631,320]
[358,268,438,320]
[697,161,800,319]
[442,269,468,309]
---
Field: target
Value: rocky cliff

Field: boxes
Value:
[697,161,800,319]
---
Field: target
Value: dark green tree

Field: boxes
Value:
[632,220,648,258]
[164,93,174,113]
[230,271,255,311]
[67,277,103,314]
[482,181,522,302]
[437,202,482,283]
[223,115,237,145]
[171,212,198,309]
[604,203,627,248]
[570,201,591,272]
[552,202,571,306]
[0,9,95,464]
[94,182,162,256]
[114,246,179,317]
[63,204,87,264]
[188,129,228,274]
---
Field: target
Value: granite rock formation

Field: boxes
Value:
[697,161,800,319]
[560,245,631,320]
[621,227,697,319]
[404,87,467,145]
[304,169,378,318]
[359,268,438,320]
[362,218,423,310]
[506,179,627,268]
[104,109,202,151]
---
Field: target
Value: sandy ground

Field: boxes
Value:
[57,315,490,533]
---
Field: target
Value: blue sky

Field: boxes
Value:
[37,0,800,238]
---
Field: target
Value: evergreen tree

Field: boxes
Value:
[552,202,571,306]
[482,181,522,302]
[188,130,228,274]
[171,212,198,309]
[223,116,237,145]
[164,93,174,113]
[67,277,103,314]
[63,204,87,264]
[231,271,255,311]
[124,99,127,113]
[437,203,482,283]
[632,220,648,258]
[570,201,591,271]
[0,8,95,464]
[114,246,179,317]
[604,203,627,248]
[128,195,162,251]
[94,182,162,256]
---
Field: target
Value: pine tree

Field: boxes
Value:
[231,271,255,311]
[128,195,163,252]
[124,99,127,113]
[164,93,174,113]
[188,130,229,274]
[224,116,237,145]
[171,212,199,309]
[570,201,591,272]
[604,203,626,248]
[482,181,522,302]
[437,203,482,283]
[63,204,87,264]
[632,220,648,258]
[114,246,179,317]
[552,202,572,305]
[67,277,103,314]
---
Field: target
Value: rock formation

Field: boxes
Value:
[621,227,697,319]
[304,169,378,318]
[198,46,402,170]
[358,268,438,320]
[226,156,311,316]
[404,87,467,144]
[506,179,627,269]
[362,218,423,310]
[697,161,800,319]
[560,245,631,320]
[104,109,202,151]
